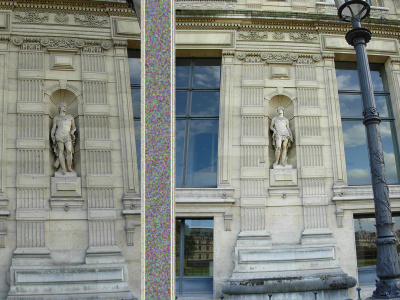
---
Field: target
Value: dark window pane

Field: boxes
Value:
[193,59,221,88]
[342,121,371,185]
[175,219,181,276]
[186,120,218,187]
[380,122,400,184]
[375,95,390,118]
[176,92,188,116]
[175,119,187,187]
[131,88,141,117]
[176,59,191,88]
[128,57,141,85]
[336,65,360,91]
[191,92,220,116]
[339,94,363,118]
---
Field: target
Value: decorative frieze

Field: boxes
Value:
[74,14,109,27]
[300,146,323,167]
[242,87,264,106]
[17,150,44,174]
[88,189,114,209]
[89,220,116,247]
[17,188,45,209]
[242,116,264,137]
[18,79,43,102]
[298,117,321,136]
[17,221,46,248]
[241,207,265,231]
[83,81,108,104]
[297,88,319,107]
[54,12,69,24]
[14,11,49,23]
[238,31,268,42]
[84,116,110,140]
[241,146,264,168]
[289,32,318,43]
[241,179,266,197]
[86,150,112,175]
[175,1,236,10]
[18,114,43,138]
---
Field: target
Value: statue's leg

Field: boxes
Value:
[281,139,289,166]
[65,141,73,172]
[57,141,66,174]
[274,137,282,165]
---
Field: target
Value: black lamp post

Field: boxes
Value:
[334,0,400,298]
[126,0,141,27]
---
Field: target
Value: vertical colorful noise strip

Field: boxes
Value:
[142,0,174,299]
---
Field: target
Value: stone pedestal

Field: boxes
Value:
[270,165,297,186]
[50,171,83,210]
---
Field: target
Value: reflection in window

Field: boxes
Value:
[176,219,214,296]
[354,215,400,287]
[176,58,221,187]
[128,50,141,184]
[336,62,400,185]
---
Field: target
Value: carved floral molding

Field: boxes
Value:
[12,37,113,50]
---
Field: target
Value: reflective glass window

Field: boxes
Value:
[336,62,400,185]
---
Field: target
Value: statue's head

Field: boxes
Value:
[277,106,284,113]
[58,102,67,113]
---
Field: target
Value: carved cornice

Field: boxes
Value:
[12,37,113,50]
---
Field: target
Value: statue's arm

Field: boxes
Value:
[270,118,276,134]
[70,117,76,136]
[51,117,57,143]
[287,119,293,141]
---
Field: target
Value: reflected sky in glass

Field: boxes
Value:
[186,120,218,187]
[375,95,390,117]
[380,122,399,184]
[191,92,220,116]
[339,94,363,118]
[176,59,191,88]
[193,59,221,88]
[336,68,360,91]
[176,92,188,116]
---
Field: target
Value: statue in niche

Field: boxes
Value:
[270,106,293,167]
[51,102,76,175]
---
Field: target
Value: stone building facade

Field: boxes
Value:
[1,0,400,299]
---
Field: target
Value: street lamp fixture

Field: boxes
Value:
[335,0,400,298]
[126,0,141,28]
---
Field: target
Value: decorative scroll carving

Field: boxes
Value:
[14,11,49,23]
[175,1,236,10]
[54,12,69,24]
[74,14,108,27]
[261,53,298,62]
[238,31,268,41]
[289,32,318,43]
[272,31,285,41]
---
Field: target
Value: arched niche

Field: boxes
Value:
[47,88,81,176]
[266,94,296,169]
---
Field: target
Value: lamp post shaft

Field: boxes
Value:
[347,22,400,298]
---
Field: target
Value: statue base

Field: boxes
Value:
[50,171,83,210]
[270,165,297,186]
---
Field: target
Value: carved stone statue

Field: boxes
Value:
[270,106,293,166]
[51,102,76,175]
